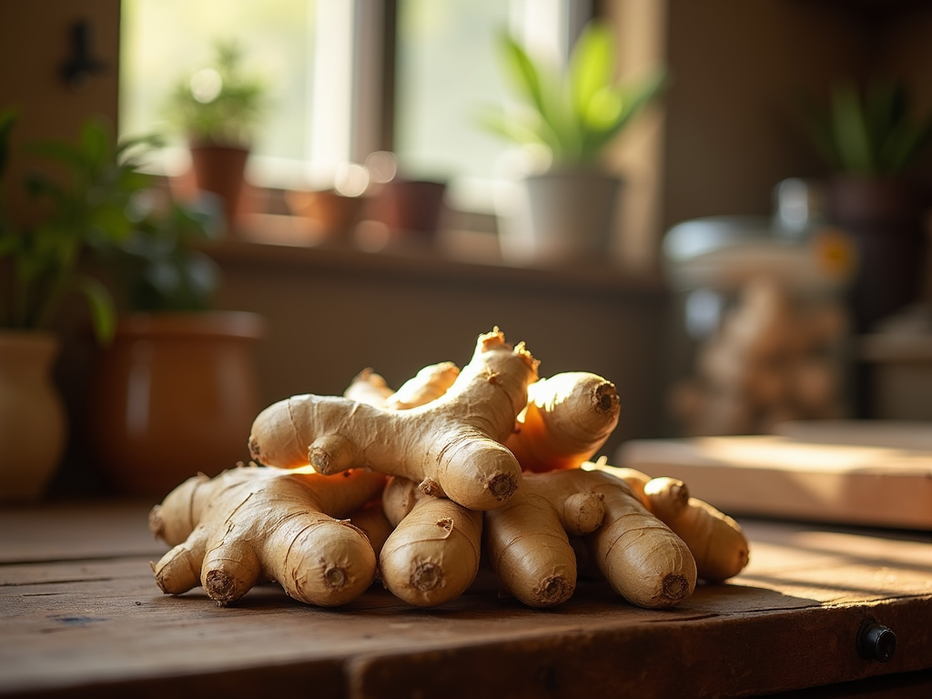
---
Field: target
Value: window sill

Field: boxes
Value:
[210,212,666,298]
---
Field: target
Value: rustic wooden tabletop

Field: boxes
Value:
[1,500,930,698]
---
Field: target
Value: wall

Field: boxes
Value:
[209,243,668,451]
[0,1,121,216]
[660,0,932,230]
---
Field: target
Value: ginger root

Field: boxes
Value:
[505,372,620,472]
[149,465,386,606]
[485,469,608,607]
[585,462,750,582]
[345,362,482,607]
[581,469,697,607]
[379,476,483,607]
[249,328,538,511]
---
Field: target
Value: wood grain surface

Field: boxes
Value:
[1,501,930,698]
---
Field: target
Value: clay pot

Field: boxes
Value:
[189,143,250,232]
[0,331,67,502]
[364,179,448,241]
[85,311,266,497]
[286,188,366,243]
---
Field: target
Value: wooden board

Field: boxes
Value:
[1,501,931,698]
[616,429,932,529]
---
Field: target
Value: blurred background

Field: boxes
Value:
[2,0,931,500]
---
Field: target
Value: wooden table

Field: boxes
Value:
[1,501,930,698]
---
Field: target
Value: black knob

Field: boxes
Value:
[858,623,896,663]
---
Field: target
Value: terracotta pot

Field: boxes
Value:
[499,168,622,266]
[0,330,66,502]
[365,179,448,241]
[189,143,250,232]
[85,311,266,497]
[828,176,929,333]
[285,188,366,242]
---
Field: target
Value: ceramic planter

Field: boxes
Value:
[0,330,67,502]
[499,168,622,266]
[85,311,266,497]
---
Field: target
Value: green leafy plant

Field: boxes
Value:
[166,40,267,148]
[102,193,221,313]
[0,110,153,342]
[0,109,222,344]
[480,19,666,167]
[801,78,932,176]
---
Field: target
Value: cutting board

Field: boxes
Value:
[616,421,932,530]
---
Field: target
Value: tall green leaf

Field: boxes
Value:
[75,274,116,345]
[569,22,614,125]
[831,81,875,174]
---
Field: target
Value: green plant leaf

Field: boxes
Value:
[476,106,546,147]
[581,70,667,161]
[79,118,110,171]
[26,140,88,175]
[570,21,614,126]
[830,81,875,174]
[500,33,549,120]
[481,20,665,166]
[75,274,116,345]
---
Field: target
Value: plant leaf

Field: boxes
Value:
[500,33,548,118]
[581,70,667,161]
[570,21,614,126]
[831,81,874,174]
[79,118,110,171]
[75,274,116,345]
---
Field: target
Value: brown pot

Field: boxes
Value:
[189,144,250,232]
[0,330,66,502]
[285,188,366,243]
[364,179,448,241]
[85,311,266,497]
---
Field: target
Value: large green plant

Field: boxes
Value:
[0,110,221,343]
[480,19,666,167]
[802,78,932,176]
[166,40,267,148]
[0,111,151,342]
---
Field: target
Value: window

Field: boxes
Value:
[120,0,591,214]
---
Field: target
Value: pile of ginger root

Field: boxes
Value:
[149,328,749,611]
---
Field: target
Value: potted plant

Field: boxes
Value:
[83,180,267,498]
[166,40,268,233]
[480,19,666,265]
[0,110,148,501]
[801,78,932,333]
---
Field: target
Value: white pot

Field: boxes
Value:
[0,330,67,502]
[498,168,623,266]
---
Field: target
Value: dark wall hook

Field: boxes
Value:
[61,19,108,90]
